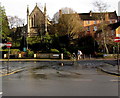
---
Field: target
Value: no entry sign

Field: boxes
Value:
[6,42,12,48]
[114,37,120,42]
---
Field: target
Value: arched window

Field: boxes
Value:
[34,14,36,27]
[32,17,34,27]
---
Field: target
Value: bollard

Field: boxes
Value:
[18,54,21,58]
[83,54,85,59]
[61,53,63,60]
[4,54,7,58]
[34,54,37,58]
[89,54,91,59]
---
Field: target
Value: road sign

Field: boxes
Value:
[6,42,12,48]
[114,37,120,42]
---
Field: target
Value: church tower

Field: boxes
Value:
[44,3,47,34]
[27,5,30,37]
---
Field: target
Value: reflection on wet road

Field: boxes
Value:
[1,61,119,96]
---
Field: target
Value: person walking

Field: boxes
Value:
[77,50,82,60]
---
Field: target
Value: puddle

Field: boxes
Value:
[56,71,80,78]
[31,73,47,79]
[31,65,50,71]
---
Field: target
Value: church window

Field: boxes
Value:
[34,15,36,27]
[32,17,34,27]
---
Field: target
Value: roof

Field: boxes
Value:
[30,4,44,16]
[78,11,118,20]
[108,22,120,30]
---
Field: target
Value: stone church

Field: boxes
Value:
[27,3,48,37]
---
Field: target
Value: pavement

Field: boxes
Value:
[97,63,120,76]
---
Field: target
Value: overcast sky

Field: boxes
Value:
[1,0,120,23]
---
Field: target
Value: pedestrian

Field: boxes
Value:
[77,50,82,60]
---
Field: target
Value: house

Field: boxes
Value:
[78,11,118,37]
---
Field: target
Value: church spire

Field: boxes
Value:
[27,5,29,15]
[27,5,30,37]
[44,3,47,34]
[44,3,46,15]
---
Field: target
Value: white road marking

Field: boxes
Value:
[0,92,3,95]
[110,79,120,82]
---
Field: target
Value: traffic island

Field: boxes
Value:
[97,67,120,76]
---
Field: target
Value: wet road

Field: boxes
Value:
[1,61,119,96]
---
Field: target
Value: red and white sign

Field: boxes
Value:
[114,37,120,42]
[6,42,12,48]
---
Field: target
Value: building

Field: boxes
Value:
[78,11,118,37]
[27,3,48,37]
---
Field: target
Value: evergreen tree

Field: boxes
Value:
[0,5,10,42]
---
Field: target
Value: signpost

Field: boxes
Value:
[114,37,120,74]
[6,42,12,74]
[114,37,120,42]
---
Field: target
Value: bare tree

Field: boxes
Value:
[53,7,75,23]
[93,0,110,54]
[8,16,25,28]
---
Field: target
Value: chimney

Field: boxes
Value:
[105,12,109,21]
[90,11,92,17]
[59,10,62,18]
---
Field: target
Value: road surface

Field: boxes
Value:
[1,61,120,96]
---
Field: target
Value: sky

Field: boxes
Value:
[1,0,120,24]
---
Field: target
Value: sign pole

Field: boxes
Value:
[117,43,120,73]
[6,42,12,74]
[7,47,10,74]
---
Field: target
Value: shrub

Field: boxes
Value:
[11,49,20,54]
[50,49,60,53]
[65,51,71,55]
[96,52,104,58]
[27,50,34,57]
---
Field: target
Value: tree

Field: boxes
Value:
[0,5,10,42]
[8,16,25,29]
[93,0,110,54]
[58,12,84,39]
[77,35,99,54]
[53,7,75,23]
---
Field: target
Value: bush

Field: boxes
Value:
[63,51,71,59]
[95,52,104,58]
[50,49,60,53]
[27,50,34,57]
[65,51,71,56]
[11,49,20,54]
[1,49,8,54]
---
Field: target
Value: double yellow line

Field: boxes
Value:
[0,68,24,77]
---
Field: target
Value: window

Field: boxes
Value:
[87,26,90,31]
[94,26,97,31]
[87,21,90,24]
[32,17,34,27]
[110,20,112,23]
[94,21,97,24]
[111,30,115,35]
